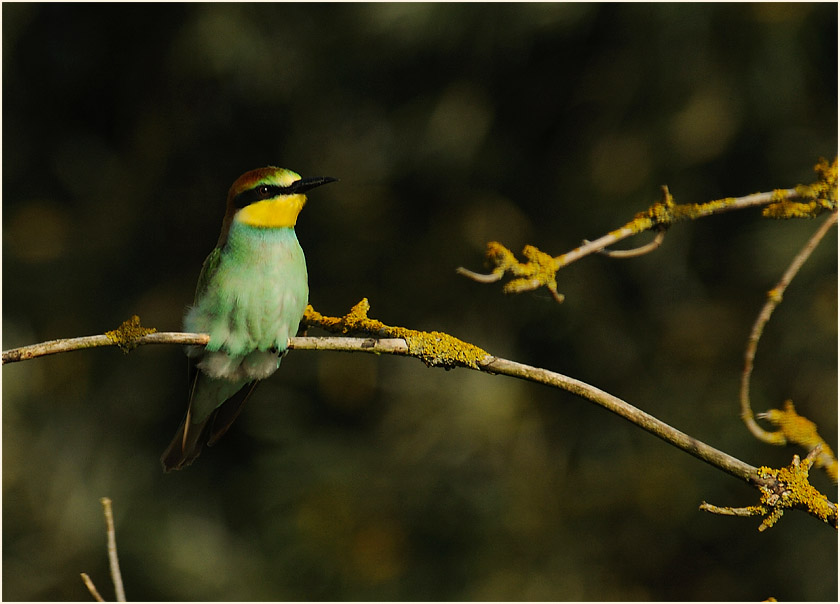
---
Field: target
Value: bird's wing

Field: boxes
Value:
[175,245,225,460]
[194,246,223,303]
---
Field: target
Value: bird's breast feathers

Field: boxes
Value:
[184,224,308,368]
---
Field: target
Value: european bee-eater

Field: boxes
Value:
[161,167,336,472]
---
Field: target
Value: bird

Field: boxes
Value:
[161,166,337,472]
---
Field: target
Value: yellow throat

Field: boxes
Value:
[235,194,307,228]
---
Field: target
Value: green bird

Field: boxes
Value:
[161,166,336,472]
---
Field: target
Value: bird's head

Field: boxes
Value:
[216,166,336,246]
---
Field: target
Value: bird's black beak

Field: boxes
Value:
[291,176,339,194]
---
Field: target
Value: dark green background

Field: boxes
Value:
[3,3,837,601]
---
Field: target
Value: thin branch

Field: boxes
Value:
[699,502,766,518]
[1,334,409,365]
[101,497,126,602]
[80,498,125,602]
[457,158,837,302]
[454,266,503,283]
[80,573,105,602]
[458,187,804,285]
[479,356,758,483]
[2,332,210,364]
[740,210,838,441]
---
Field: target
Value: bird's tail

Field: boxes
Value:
[160,381,257,472]
[160,413,212,472]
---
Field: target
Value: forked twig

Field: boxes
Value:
[81,497,126,602]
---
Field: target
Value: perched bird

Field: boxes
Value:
[161,167,336,472]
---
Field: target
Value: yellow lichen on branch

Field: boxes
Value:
[757,400,838,482]
[638,183,676,225]
[762,198,823,219]
[700,446,838,531]
[303,299,489,369]
[500,244,565,303]
[754,447,837,531]
[635,186,741,226]
[763,157,838,218]
[455,242,565,303]
[486,241,524,281]
[104,316,157,353]
[458,157,838,303]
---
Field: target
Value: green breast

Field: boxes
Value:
[185,223,308,363]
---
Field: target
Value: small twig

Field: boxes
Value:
[80,573,105,602]
[454,266,503,283]
[699,502,766,517]
[591,228,667,258]
[80,498,126,602]
[101,497,126,602]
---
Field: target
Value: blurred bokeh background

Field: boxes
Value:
[3,3,837,601]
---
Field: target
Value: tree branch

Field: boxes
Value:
[480,356,757,482]
[3,302,836,530]
[458,158,838,302]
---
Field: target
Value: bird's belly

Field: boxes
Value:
[185,235,308,380]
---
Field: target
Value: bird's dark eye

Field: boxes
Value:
[232,183,287,208]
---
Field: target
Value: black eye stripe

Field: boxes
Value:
[232,184,292,209]
[231,175,336,209]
